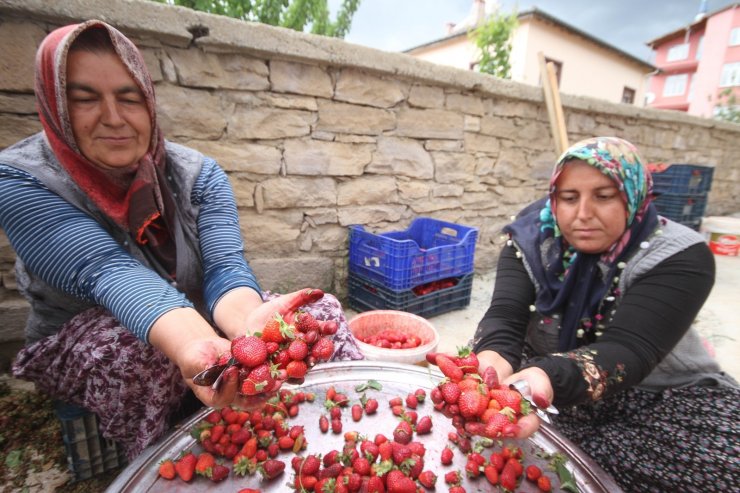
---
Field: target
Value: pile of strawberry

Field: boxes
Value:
[227,311,336,395]
[428,348,531,440]
[158,389,313,485]
[358,329,422,349]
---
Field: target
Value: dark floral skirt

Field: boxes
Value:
[12,293,362,460]
[551,385,740,493]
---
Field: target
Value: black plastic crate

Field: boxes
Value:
[349,217,478,291]
[54,401,127,481]
[649,164,714,195]
[653,193,707,230]
[348,272,473,318]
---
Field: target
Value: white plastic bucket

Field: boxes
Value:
[700,216,740,256]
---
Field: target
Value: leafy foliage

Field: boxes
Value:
[150,0,361,38]
[714,88,740,124]
[471,11,518,79]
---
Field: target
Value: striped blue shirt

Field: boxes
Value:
[0,157,260,341]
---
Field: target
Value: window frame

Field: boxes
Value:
[666,43,689,62]
[730,27,740,46]
[720,62,740,88]
[621,86,636,104]
[663,74,688,97]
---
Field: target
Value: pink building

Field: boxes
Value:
[646,2,740,118]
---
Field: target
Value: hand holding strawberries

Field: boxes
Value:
[243,288,325,337]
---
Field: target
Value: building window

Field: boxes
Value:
[666,43,689,62]
[543,57,563,85]
[663,74,688,96]
[730,27,740,46]
[622,87,636,104]
[720,62,740,87]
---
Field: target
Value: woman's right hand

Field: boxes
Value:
[476,349,515,382]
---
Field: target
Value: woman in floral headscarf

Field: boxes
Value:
[473,137,738,492]
[0,20,361,460]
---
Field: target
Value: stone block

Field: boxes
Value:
[316,100,395,135]
[335,69,406,108]
[270,60,332,98]
[249,257,334,293]
[367,137,434,179]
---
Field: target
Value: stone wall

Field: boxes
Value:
[1,0,739,343]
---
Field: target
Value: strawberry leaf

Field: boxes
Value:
[354,379,383,392]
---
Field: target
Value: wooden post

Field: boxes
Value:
[538,52,569,156]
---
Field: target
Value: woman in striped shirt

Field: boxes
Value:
[1,20,361,459]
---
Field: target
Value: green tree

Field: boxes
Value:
[151,0,361,38]
[714,88,740,124]
[470,11,517,79]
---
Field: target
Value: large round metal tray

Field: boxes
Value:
[107,361,622,492]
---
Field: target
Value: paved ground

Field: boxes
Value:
[346,253,740,381]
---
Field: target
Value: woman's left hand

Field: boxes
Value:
[243,288,324,335]
[502,366,555,438]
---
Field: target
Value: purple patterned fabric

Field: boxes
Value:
[12,293,362,459]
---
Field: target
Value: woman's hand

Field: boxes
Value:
[175,335,239,408]
[243,288,324,334]
[502,366,555,438]
[476,350,515,383]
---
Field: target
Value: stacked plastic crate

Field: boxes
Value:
[649,164,714,230]
[347,217,478,318]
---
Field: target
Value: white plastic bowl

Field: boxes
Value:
[348,310,439,365]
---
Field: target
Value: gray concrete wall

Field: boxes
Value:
[1,0,739,342]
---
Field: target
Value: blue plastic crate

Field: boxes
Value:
[348,272,473,318]
[653,193,707,230]
[54,401,126,481]
[349,218,478,291]
[650,164,714,195]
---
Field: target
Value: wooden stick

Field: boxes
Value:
[537,52,569,156]
[546,62,569,154]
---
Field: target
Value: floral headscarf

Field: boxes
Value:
[35,20,176,274]
[504,137,659,351]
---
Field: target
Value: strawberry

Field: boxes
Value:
[287,339,309,361]
[195,452,216,477]
[319,414,329,433]
[418,470,437,489]
[294,311,321,333]
[261,313,293,343]
[483,464,499,485]
[351,404,363,422]
[483,412,511,438]
[158,459,176,480]
[385,469,416,493]
[231,335,267,368]
[489,388,522,414]
[440,381,461,404]
[458,389,487,420]
[436,354,464,382]
[364,397,379,415]
[444,470,461,485]
[366,475,385,493]
[352,456,372,476]
[414,388,427,402]
[240,363,274,395]
[259,458,286,480]
[210,463,229,482]
[391,443,412,465]
[456,346,479,373]
[393,420,413,445]
[537,475,553,492]
[331,418,342,434]
[286,360,308,379]
[405,393,418,409]
[481,366,499,388]
[415,415,432,435]
[449,486,466,493]
[441,446,454,465]
[500,461,518,491]
[526,464,543,482]
[311,337,335,361]
[174,451,197,482]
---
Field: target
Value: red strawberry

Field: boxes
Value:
[449,486,466,493]
[458,389,487,420]
[319,320,338,336]
[286,360,308,379]
[287,339,309,361]
[444,470,461,485]
[441,446,454,465]
[436,354,464,382]
[526,464,543,482]
[456,346,479,373]
[481,366,499,388]
[418,470,437,488]
[351,404,363,422]
[294,311,321,333]
[440,381,461,404]
[415,415,433,435]
[210,463,229,482]
[364,397,379,415]
[259,458,286,480]
[231,335,267,368]
[240,363,275,395]
[393,420,413,445]
[483,464,498,485]
[385,469,416,493]
[195,452,216,477]
[319,414,329,433]
[391,443,412,465]
[500,462,518,491]
[489,388,522,414]
[366,475,385,493]
[483,412,511,438]
[537,475,552,492]
[405,394,418,409]
[311,337,335,361]
[158,459,176,480]
[174,451,197,482]
[331,418,342,434]
[261,313,293,343]
[352,456,372,476]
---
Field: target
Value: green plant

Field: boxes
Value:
[470,10,518,79]
[714,88,740,124]
[150,0,361,38]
